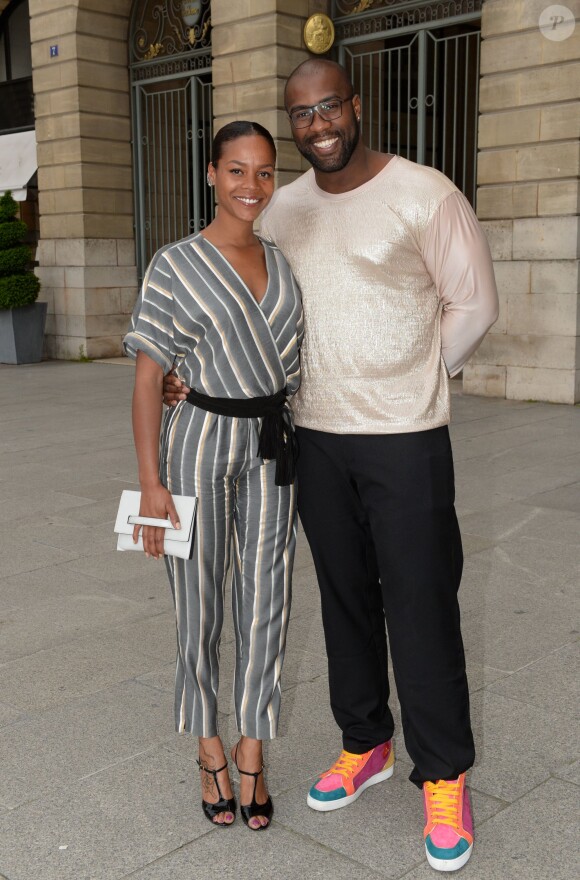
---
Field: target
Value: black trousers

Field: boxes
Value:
[296,425,475,787]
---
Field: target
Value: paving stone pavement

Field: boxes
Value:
[0,360,578,880]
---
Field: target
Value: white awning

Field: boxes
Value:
[0,130,38,201]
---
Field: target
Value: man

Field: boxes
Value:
[165,60,498,872]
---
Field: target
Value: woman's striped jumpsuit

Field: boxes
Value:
[124,233,303,739]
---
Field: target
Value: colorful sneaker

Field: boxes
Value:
[307,740,394,812]
[423,773,474,872]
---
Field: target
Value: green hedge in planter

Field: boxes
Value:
[0,220,27,250]
[0,274,40,309]
[0,191,40,309]
[0,245,32,276]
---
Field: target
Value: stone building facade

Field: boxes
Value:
[472,0,580,404]
[1,0,578,403]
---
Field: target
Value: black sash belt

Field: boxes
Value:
[185,387,298,486]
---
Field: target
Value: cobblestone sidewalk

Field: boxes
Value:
[0,361,577,879]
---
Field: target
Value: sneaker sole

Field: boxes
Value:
[306,764,394,812]
[425,842,473,872]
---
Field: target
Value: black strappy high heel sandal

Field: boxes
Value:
[196,759,237,827]
[233,744,273,830]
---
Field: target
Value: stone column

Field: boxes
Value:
[467,0,580,403]
[211,0,331,188]
[30,0,136,359]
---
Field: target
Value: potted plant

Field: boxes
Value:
[0,190,45,364]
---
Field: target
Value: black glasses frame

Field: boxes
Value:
[288,94,355,129]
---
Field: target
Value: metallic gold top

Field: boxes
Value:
[303,14,335,54]
[260,156,498,435]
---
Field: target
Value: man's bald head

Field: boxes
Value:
[284,59,362,175]
[284,59,354,109]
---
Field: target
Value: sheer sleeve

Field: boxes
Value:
[422,191,499,377]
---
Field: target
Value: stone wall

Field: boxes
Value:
[28,0,329,360]
[211,0,330,188]
[29,0,136,359]
[468,0,580,403]
[21,0,579,396]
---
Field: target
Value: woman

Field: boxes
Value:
[124,122,303,830]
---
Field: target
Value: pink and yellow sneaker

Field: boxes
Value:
[307,740,394,811]
[423,773,474,872]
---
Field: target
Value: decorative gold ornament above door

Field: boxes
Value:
[334,0,405,13]
[336,0,379,13]
[304,13,336,54]
[131,0,211,63]
[333,0,482,19]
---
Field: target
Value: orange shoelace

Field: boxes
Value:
[424,778,462,831]
[323,750,366,780]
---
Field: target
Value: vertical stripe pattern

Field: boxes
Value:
[162,407,297,738]
[124,232,302,740]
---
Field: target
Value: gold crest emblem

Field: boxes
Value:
[303,13,335,55]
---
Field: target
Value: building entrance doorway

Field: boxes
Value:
[129,0,213,278]
[333,1,482,204]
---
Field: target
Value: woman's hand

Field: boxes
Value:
[133,483,181,560]
[132,352,176,559]
[163,370,190,406]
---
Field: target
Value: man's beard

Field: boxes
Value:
[295,120,360,173]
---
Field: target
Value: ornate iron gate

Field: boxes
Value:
[129,0,213,278]
[333,1,482,204]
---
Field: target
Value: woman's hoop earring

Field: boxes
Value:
[207,173,213,187]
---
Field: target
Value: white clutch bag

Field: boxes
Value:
[114,490,197,560]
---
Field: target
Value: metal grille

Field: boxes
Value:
[132,71,213,274]
[333,0,482,24]
[129,1,213,279]
[338,5,481,204]
[130,0,211,63]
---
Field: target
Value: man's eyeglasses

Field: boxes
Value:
[288,95,354,129]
